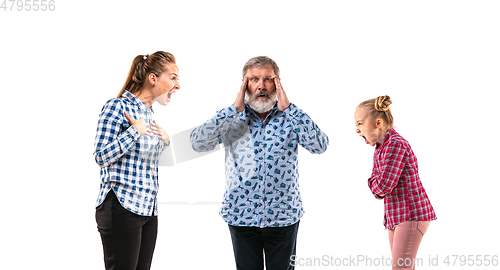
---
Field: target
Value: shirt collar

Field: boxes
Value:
[122,90,154,112]
[376,128,395,149]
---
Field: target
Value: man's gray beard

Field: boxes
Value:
[246,90,277,114]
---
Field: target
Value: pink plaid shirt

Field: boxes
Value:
[368,129,437,229]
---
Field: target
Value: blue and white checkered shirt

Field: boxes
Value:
[190,103,329,227]
[94,90,166,216]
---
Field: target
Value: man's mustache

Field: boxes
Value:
[253,90,270,98]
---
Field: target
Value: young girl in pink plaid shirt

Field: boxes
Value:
[354,96,437,270]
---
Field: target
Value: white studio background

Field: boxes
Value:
[1,0,499,269]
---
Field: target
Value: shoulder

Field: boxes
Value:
[101,97,131,112]
[384,130,411,154]
[99,98,128,121]
[100,98,118,109]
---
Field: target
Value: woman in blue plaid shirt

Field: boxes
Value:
[93,51,180,270]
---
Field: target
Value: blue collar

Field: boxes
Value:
[122,90,154,112]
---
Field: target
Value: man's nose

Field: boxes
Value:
[257,79,265,90]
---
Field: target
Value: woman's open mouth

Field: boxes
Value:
[167,90,176,102]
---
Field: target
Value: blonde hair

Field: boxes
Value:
[358,95,394,130]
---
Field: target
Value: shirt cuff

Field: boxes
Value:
[126,125,140,140]
[282,103,298,116]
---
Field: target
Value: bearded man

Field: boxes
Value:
[190,56,329,270]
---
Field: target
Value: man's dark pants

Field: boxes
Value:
[228,221,300,270]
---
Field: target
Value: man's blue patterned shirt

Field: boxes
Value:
[191,103,328,227]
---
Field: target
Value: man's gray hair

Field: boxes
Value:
[242,56,280,78]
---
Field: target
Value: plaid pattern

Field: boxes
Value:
[94,90,165,216]
[191,103,329,227]
[368,129,437,229]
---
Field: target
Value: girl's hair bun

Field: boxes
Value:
[374,95,392,112]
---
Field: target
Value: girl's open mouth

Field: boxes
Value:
[361,135,369,144]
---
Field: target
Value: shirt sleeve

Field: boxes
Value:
[156,139,168,156]
[93,99,140,168]
[367,167,383,200]
[368,141,406,198]
[190,105,242,152]
[283,104,329,154]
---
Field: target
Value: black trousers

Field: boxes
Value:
[96,190,158,270]
[228,221,299,270]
